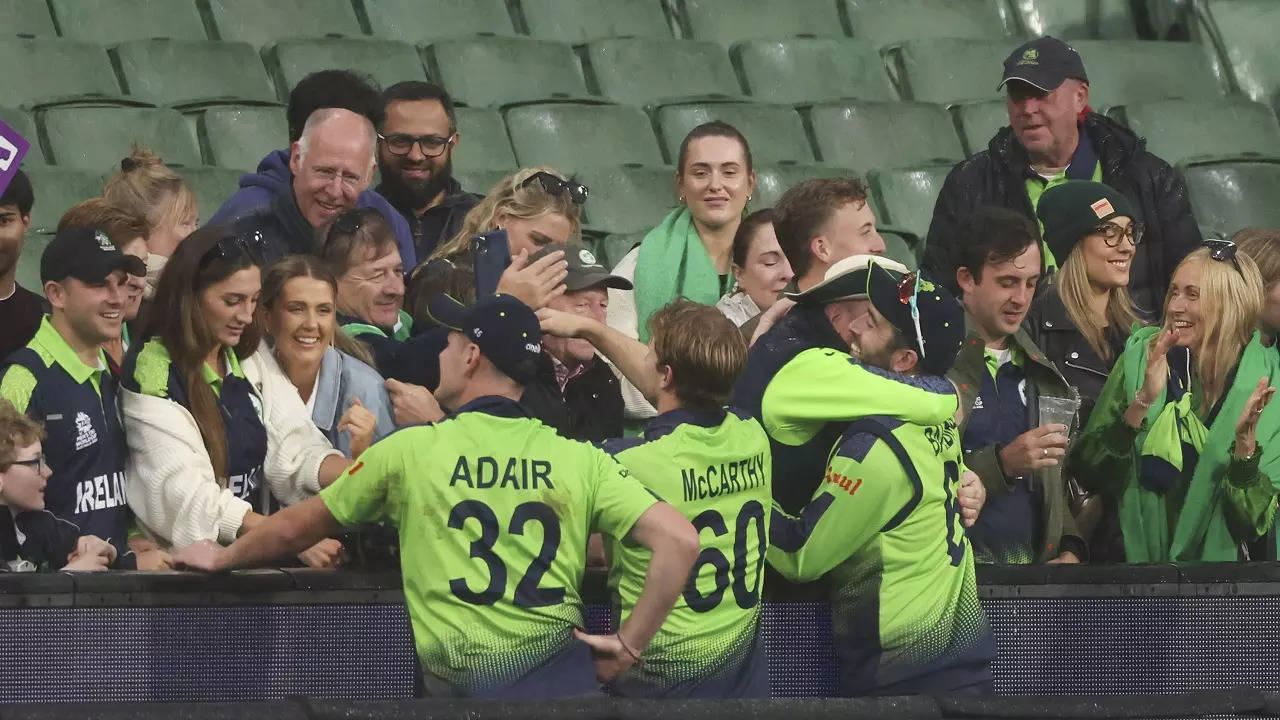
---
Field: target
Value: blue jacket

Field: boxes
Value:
[311,346,396,456]
[209,149,417,267]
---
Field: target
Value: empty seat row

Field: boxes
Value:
[3,0,1154,48]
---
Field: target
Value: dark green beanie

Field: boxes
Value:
[1036,180,1135,263]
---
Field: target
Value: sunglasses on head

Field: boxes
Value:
[518,171,588,204]
[200,230,266,269]
[1205,238,1242,274]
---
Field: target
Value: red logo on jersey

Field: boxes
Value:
[824,468,863,496]
[348,462,364,475]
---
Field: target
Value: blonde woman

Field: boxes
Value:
[1233,227,1280,347]
[1070,243,1280,562]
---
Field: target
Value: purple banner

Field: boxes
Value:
[0,118,30,198]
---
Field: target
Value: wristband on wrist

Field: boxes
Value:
[617,633,643,665]
[1133,393,1153,410]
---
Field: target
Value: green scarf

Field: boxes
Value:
[1120,326,1280,562]
[633,207,722,343]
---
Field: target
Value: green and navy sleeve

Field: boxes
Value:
[320,431,409,528]
[762,348,958,446]
[768,436,916,581]
[589,448,660,540]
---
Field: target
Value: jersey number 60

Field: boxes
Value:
[684,500,767,613]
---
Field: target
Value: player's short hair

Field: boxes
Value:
[647,300,746,412]
[0,399,42,472]
[955,206,1040,283]
[773,177,869,278]
[57,198,150,250]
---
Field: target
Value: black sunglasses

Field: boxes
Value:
[519,171,588,204]
[1205,238,1242,273]
[200,230,266,269]
[378,132,455,158]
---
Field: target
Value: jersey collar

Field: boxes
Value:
[200,346,246,395]
[32,316,107,386]
[451,394,531,420]
[643,407,728,443]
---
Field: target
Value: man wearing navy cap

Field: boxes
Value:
[175,293,699,700]
[924,35,1199,318]
[0,225,147,567]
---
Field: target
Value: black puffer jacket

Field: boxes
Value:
[923,113,1200,318]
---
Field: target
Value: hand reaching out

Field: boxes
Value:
[337,395,377,458]
[1234,376,1276,459]
[496,249,567,309]
[385,379,444,426]
[957,470,985,527]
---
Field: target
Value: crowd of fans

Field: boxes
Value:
[0,34,1278,699]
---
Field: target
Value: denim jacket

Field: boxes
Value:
[311,346,396,456]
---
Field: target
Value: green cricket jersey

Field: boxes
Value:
[602,407,772,698]
[769,395,995,696]
[320,395,659,698]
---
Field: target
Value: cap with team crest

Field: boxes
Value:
[425,292,544,383]
[998,36,1089,92]
[864,262,966,377]
[41,225,146,284]
[531,243,632,292]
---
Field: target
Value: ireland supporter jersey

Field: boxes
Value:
[603,408,772,698]
[320,395,658,698]
[769,396,995,696]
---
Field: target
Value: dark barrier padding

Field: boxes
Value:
[0,701,310,720]
[937,688,1267,718]
[303,697,942,720]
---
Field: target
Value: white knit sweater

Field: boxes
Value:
[122,348,342,548]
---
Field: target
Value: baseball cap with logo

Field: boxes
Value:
[41,225,146,285]
[425,292,544,383]
[531,243,632,292]
[788,254,910,305]
[998,36,1089,92]
[864,262,966,377]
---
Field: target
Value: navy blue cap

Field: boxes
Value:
[425,293,543,384]
[865,263,966,377]
[999,36,1089,92]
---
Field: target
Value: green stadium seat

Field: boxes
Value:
[452,107,517,174]
[951,99,1007,156]
[583,38,742,107]
[15,233,51,296]
[752,163,860,210]
[363,0,516,44]
[1111,97,1280,167]
[1199,1,1280,115]
[0,38,131,109]
[21,167,107,234]
[681,0,844,48]
[1067,40,1225,109]
[1184,159,1280,236]
[452,168,511,197]
[0,107,44,165]
[180,166,246,225]
[598,233,643,269]
[205,0,363,48]
[843,0,1014,45]
[880,228,918,269]
[41,107,201,172]
[656,102,812,166]
[426,37,591,108]
[888,38,1011,104]
[733,38,897,105]
[577,166,675,235]
[505,104,663,173]
[114,39,277,108]
[809,101,964,176]
[265,38,427,101]
[50,0,208,43]
[518,0,672,43]
[1010,0,1137,39]
[870,164,951,240]
[196,105,287,169]
[0,0,56,36]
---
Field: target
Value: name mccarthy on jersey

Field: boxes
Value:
[681,452,767,502]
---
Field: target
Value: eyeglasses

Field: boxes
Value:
[10,455,46,472]
[378,132,456,158]
[518,171,588,204]
[1205,238,1242,274]
[200,230,266,269]
[896,271,927,360]
[1092,221,1144,247]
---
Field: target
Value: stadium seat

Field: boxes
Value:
[1067,40,1225,109]
[505,104,664,172]
[518,0,672,43]
[426,37,591,108]
[180,166,248,225]
[809,101,964,176]
[752,163,859,210]
[452,107,517,174]
[842,0,1014,45]
[50,0,208,43]
[15,233,50,296]
[205,0,363,48]
[1199,0,1280,115]
[0,107,44,165]
[0,0,56,36]
[41,106,202,172]
[1183,159,1280,236]
[597,233,643,269]
[870,165,951,240]
[584,38,743,107]
[363,0,517,44]
[114,39,277,108]
[732,38,898,105]
[888,38,1012,104]
[452,168,511,196]
[0,38,130,109]
[20,166,107,234]
[881,228,919,269]
[1111,98,1280,167]
[681,0,845,48]
[196,106,288,169]
[265,38,427,101]
[576,165,675,235]
[656,102,813,166]
[952,99,1007,156]
[1010,0,1138,39]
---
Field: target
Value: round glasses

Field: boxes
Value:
[1091,221,1144,247]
